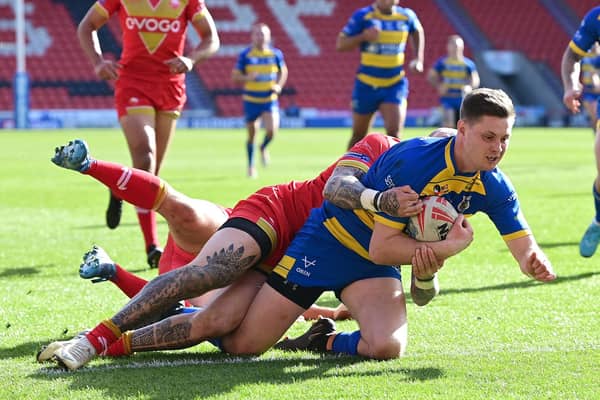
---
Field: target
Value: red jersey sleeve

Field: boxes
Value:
[94,0,120,17]
[187,0,207,22]
[337,133,400,171]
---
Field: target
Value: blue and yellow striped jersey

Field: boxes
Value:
[581,56,600,92]
[234,46,285,103]
[315,136,530,261]
[433,56,477,98]
[569,6,600,56]
[341,5,421,88]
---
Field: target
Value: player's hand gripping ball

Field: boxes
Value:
[406,196,458,241]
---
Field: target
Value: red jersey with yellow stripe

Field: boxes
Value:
[95,0,207,84]
[229,133,399,271]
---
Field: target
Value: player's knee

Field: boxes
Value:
[131,149,155,172]
[367,335,406,360]
[167,200,201,232]
[371,338,406,360]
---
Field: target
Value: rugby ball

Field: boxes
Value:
[406,196,458,242]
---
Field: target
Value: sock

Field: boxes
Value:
[84,160,167,210]
[86,319,121,355]
[136,207,158,252]
[593,184,600,223]
[112,263,148,298]
[104,331,133,357]
[246,141,255,167]
[331,330,361,355]
[260,135,272,150]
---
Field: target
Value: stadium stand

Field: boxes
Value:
[458,0,569,77]
[565,0,600,19]
[0,0,597,119]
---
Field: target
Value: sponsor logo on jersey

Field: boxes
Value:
[125,17,181,33]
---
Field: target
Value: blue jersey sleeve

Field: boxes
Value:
[341,7,371,37]
[433,57,445,73]
[234,48,249,72]
[571,7,600,55]
[274,48,286,69]
[480,172,530,239]
[404,7,421,33]
[465,58,477,74]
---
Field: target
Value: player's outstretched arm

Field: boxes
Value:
[506,235,556,282]
[77,6,119,80]
[323,166,422,217]
[561,46,583,113]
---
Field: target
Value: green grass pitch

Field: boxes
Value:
[0,127,598,399]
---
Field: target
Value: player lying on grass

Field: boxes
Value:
[265,88,556,358]
[49,140,348,319]
[38,131,428,368]
[39,90,555,368]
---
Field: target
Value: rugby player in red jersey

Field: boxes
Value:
[40,132,425,368]
[77,0,219,268]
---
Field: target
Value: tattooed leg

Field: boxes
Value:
[112,228,262,332]
[130,270,267,352]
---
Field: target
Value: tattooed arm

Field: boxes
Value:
[323,165,422,217]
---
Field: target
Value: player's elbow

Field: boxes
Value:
[369,245,391,265]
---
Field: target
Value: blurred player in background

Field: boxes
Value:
[579,44,600,132]
[232,23,287,178]
[77,0,219,267]
[427,35,479,128]
[336,0,424,148]
[561,6,600,257]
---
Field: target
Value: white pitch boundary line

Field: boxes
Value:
[37,344,600,376]
[37,354,324,375]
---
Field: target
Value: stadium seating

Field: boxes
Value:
[459,0,570,76]
[565,0,598,18]
[202,0,458,115]
[0,0,596,116]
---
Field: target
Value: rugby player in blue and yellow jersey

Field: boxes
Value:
[428,35,479,128]
[232,23,287,178]
[217,89,555,360]
[579,45,600,131]
[561,6,600,257]
[337,0,424,148]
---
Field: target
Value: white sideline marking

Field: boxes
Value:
[37,354,322,375]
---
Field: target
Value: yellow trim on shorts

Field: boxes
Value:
[126,106,156,116]
[157,110,181,120]
[273,254,295,278]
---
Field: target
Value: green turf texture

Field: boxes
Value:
[0,127,598,399]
